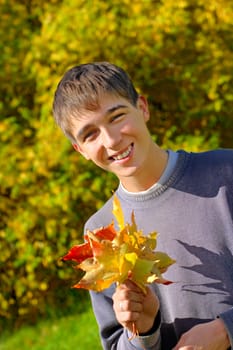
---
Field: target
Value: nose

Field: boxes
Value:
[101,127,121,149]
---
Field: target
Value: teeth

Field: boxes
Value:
[113,145,132,160]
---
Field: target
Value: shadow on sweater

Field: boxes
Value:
[177,240,233,306]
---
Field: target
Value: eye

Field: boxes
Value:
[110,113,124,122]
[83,129,98,142]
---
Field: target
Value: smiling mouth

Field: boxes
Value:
[111,144,133,161]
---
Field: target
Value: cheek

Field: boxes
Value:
[122,124,144,138]
[84,143,102,161]
[122,114,146,133]
[120,121,137,134]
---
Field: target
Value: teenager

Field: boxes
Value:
[53,62,233,350]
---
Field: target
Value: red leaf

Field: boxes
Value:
[93,223,117,241]
[62,242,93,263]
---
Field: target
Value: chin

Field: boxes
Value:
[117,168,139,179]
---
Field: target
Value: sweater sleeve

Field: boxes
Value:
[219,308,233,348]
[90,288,161,350]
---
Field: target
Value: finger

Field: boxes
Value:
[118,299,143,313]
[118,309,142,324]
[114,288,144,305]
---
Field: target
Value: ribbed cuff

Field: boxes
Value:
[127,311,161,349]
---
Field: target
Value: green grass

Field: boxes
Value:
[0,307,102,350]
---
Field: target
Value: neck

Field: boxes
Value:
[120,143,168,193]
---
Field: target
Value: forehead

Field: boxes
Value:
[76,93,131,120]
[93,92,130,109]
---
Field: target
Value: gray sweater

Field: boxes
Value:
[84,149,233,350]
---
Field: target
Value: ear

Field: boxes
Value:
[137,95,150,122]
[72,143,90,160]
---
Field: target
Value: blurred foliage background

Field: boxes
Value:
[0,0,232,332]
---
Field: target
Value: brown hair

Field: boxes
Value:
[53,62,138,142]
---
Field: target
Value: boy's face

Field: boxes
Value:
[72,93,152,186]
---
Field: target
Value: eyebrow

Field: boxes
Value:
[107,104,127,114]
[76,103,128,141]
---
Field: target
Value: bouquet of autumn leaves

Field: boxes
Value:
[62,195,175,294]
